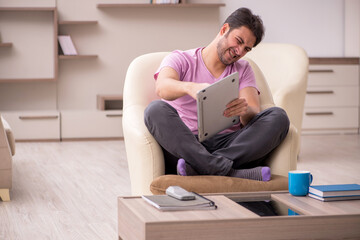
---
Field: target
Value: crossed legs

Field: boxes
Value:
[144,100,289,180]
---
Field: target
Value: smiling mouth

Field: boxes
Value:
[229,48,238,59]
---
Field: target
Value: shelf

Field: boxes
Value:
[58,20,98,25]
[59,55,98,60]
[97,94,123,110]
[0,7,56,11]
[0,78,55,83]
[309,57,360,65]
[0,42,12,47]
[97,3,225,8]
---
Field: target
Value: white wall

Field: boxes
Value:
[344,0,360,56]
[220,0,360,57]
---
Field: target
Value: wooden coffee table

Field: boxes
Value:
[117,191,360,240]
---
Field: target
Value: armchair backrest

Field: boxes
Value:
[246,43,309,137]
[242,57,275,111]
[123,52,169,110]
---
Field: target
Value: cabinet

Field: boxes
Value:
[0,6,60,140]
[0,7,57,82]
[61,110,122,139]
[1,111,60,141]
[302,58,360,134]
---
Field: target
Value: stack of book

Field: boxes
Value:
[309,184,360,202]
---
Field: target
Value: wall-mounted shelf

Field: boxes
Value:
[0,7,56,11]
[97,3,225,8]
[309,57,360,65]
[97,94,123,111]
[58,20,98,25]
[0,43,12,47]
[58,21,98,60]
[59,55,98,60]
[0,78,55,83]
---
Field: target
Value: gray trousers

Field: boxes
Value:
[144,100,289,176]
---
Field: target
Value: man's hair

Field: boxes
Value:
[224,8,264,47]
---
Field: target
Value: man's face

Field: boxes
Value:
[217,26,256,66]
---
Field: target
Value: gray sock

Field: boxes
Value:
[227,166,271,181]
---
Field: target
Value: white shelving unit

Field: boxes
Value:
[0,1,225,141]
[302,57,360,134]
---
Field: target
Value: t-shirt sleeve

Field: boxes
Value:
[238,61,260,94]
[154,51,189,81]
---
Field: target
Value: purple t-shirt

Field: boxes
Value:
[154,47,259,134]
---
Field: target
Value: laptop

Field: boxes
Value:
[196,72,240,142]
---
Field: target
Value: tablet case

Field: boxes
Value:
[196,72,240,142]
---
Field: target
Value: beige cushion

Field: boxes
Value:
[150,175,288,195]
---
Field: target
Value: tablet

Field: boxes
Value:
[196,72,240,142]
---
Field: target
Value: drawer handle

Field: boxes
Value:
[106,114,122,117]
[19,115,59,120]
[306,90,334,94]
[306,112,334,116]
[309,69,334,73]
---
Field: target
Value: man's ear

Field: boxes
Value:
[220,23,230,36]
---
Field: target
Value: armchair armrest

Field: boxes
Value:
[1,116,15,156]
[122,105,165,196]
[267,123,298,177]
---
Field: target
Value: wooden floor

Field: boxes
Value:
[0,134,360,240]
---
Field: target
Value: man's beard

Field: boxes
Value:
[217,37,238,66]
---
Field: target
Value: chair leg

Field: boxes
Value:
[0,189,10,201]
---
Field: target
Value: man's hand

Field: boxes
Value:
[223,86,260,126]
[223,98,249,118]
[156,67,210,100]
[187,83,211,99]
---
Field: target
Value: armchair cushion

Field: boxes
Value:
[150,174,287,195]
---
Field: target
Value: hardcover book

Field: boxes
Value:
[58,35,78,56]
[309,193,360,202]
[309,184,360,197]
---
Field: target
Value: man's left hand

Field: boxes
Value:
[223,98,248,118]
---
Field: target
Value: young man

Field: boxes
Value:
[144,8,289,181]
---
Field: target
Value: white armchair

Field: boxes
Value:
[123,44,308,195]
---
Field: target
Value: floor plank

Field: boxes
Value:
[0,135,359,239]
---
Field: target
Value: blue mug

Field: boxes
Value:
[288,170,313,196]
